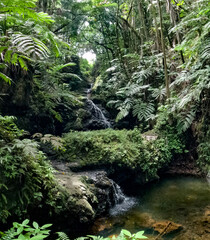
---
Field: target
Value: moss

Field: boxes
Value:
[63,129,178,180]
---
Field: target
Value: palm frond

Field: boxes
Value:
[12,34,50,59]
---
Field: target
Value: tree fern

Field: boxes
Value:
[200,40,210,65]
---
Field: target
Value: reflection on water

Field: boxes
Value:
[91,176,210,240]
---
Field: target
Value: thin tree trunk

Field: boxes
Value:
[157,0,170,99]
[137,0,148,41]
[166,0,185,63]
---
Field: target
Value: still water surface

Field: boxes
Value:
[91,176,210,239]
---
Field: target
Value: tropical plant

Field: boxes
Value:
[0,219,52,240]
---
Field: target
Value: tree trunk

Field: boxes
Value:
[157,0,170,99]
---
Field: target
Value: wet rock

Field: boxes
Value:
[89,171,117,214]
[75,199,95,222]
[55,173,96,224]
[152,221,183,235]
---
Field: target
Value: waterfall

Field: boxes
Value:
[86,99,111,129]
[85,85,111,129]
[109,180,136,216]
[110,179,125,204]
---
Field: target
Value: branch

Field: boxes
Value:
[119,17,141,42]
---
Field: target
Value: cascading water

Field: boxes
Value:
[86,86,111,129]
[109,180,136,216]
[86,99,111,128]
[110,179,125,204]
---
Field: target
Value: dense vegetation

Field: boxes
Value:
[63,128,184,180]
[0,0,209,238]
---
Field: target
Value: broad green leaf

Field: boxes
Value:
[40,224,52,229]
[30,235,49,240]
[0,72,12,84]
[121,229,132,237]
[135,231,147,239]
[33,221,39,229]
[22,219,30,225]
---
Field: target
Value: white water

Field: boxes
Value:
[86,99,111,128]
[109,180,136,216]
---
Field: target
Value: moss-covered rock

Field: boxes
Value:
[62,129,182,185]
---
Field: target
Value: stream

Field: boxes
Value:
[90,176,210,240]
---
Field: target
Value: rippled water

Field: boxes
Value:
[91,176,210,239]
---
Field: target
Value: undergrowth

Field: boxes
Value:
[0,115,66,223]
[63,128,185,180]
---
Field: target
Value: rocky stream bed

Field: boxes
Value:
[52,160,210,240]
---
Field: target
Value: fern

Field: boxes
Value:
[40,134,65,150]
[126,84,150,96]
[56,232,70,240]
[13,139,40,158]
[200,40,210,64]
[151,86,166,102]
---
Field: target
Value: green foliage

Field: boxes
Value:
[12,34,50,59]
[132,102,155,122]
[1,225,149,240]
[172,0,210,67]
[0,115,63,223]
[0,219,52,240]
[64,129,143,169]
[56,232,70,240]
[119,229,147,239]
[63,128,184,179]
[0,115,23,141]
[0,0,65,84]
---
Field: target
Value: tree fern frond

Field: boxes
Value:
[132,68,154,83]
[200,40,210,64]
[151,87,166,101]
[178,93,193,109]
[61,73,83,82]
[126,84,150,96]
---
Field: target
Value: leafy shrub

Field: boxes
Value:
[63,128,183,180]
[197,128,210,171]
[0,219,52,240]
[1,222,149,240]
[0,115,64,223]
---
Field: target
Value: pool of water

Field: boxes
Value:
[91,176,210,240]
